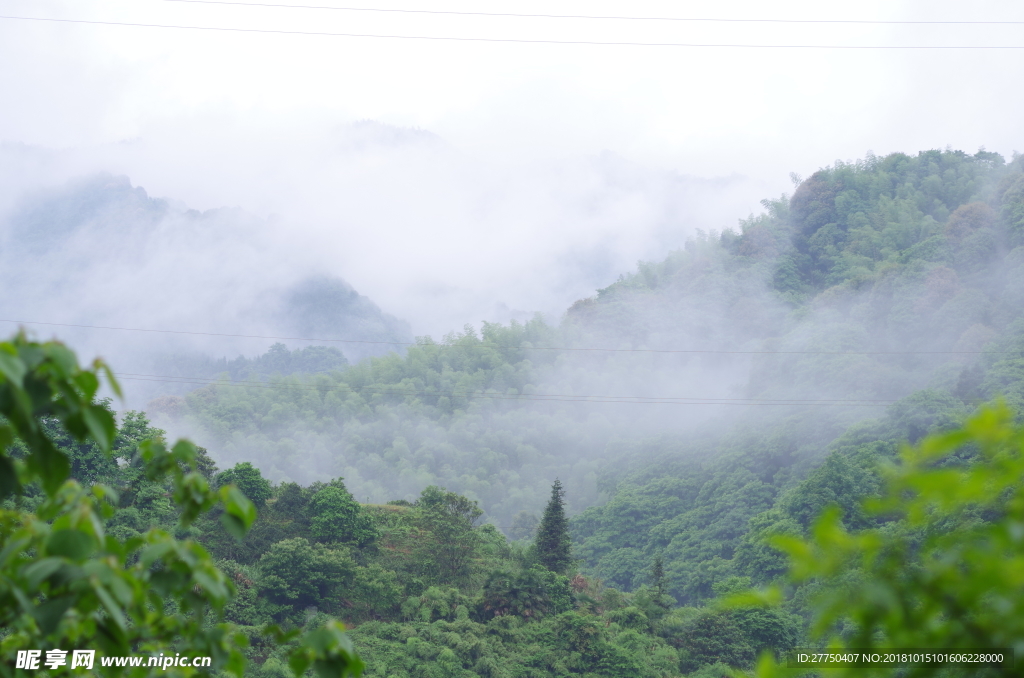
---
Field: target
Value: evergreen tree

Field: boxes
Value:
[651,555,670,610]
[535,479,573,574]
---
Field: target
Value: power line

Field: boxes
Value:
[122,369,896,401]
[116,371,895,406]
[3,14,1023,48]
[5,318,1018,356]
[155,0,1024,26]
[2,318,411,346]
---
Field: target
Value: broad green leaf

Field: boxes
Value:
[92,580,128,632]
[44,342,78,375]
[98,362,122,398]
[219,485,257,539]
[31,439,71,495]
[46,529,97,560]
[31,595,75,636]
[0,347,26,384]
[81,404,115,453]
[23,557,64,588]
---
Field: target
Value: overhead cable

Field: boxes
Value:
[2,14,1023,48]
[154,0,1024,25]
[4,318,1018,356]
[117,371,895,406]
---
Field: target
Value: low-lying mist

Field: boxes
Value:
[0,119,771,341]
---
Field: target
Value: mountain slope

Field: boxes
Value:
[166,150,1024,566]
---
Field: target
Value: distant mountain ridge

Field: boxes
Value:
[0,172,413,405]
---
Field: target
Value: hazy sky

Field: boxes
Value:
[2,0,1023,338]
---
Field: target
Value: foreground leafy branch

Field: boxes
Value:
[752,402,1024,678]
[0,332,363,677]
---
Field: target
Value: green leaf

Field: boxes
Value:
[92,580,128,632]
[98,362,122,398]
[0,347,26,384]
[219,485,257,540]
[220,512,248,541]
[0,452,20,499]
[31,439,71,496]
[47,530,97,560]
[140,541,174,568]
[82,405,115,453]
[32,595,75,636]
[193,569,229,603]
[72,369,100,400]
[11,584,35,615]
[0,423,14,448]
[300,622,364,678]
[171,439,197,465]
[288,649,312,678]
[44,342,78,375]
[107,574,135,607]
[262,624,302,644]
[23,557,64,589]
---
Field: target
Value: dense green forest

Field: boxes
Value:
[147,148,1024,594]
[14,405,803,677]
[6,148,1024,677]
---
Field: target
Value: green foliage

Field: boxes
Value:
[0,333,119,497]
[218,462,273,509]
[479,566,571,620]
[350,610,677,678]
[307,482,376,546]
[671,609,756,673]
[0,333,251,677]
[756,403,1024,676]
[414,486,484,587]
[162,317,612,527]
[535,480,572,575]
[258,537,355,609]
[0,333,361,678]
[771,149,1012,291]
[649,556,668,604]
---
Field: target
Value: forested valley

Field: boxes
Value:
[7,147,1024,677]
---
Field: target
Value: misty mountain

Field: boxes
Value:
[10,147,1024,607]
[152,149,1024,552]
[567,149,1024,406]
[569,148,1024,600]
[0,172,412,403]
[279,276,412,361]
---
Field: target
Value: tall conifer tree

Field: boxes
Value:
[650,555,670,610]
[535,479,572,574]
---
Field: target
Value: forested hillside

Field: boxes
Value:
[154,149,1024,526]
[571,148,1024,603]
[18,147,1024,677]
[25,404,802,678]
